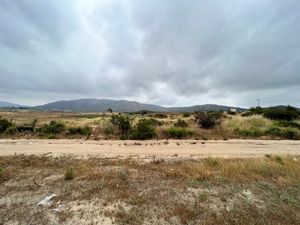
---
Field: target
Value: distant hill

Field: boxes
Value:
[264,105,300,111]
[166,104,245,112]
[35,99,166,112]
[0,101,21,108]
[35,98,246,112]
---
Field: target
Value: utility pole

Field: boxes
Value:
[256,99,260,108]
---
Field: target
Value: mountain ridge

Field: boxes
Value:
[0,101,21,108]
[34,98,246,112]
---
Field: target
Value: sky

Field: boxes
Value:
[0,0,300,107]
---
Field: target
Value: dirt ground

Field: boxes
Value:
[0,139,299,159]
[1,154,300,225]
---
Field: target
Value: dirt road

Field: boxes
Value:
[0,139,299,159]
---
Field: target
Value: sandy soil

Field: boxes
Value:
[0,139,299,159]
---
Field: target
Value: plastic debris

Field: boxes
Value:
[37,194,57,206]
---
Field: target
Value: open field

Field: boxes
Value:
[1,155,300,224]
[1,110,300,224]
[0,139,300,159]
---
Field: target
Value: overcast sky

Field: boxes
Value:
[0,0,300,107]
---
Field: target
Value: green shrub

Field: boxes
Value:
[0,118,12,133]
[275,121,300,129]
[154,113,168,119]
[68,127,92,136]
[174,119,188,127]
[5,126,18,135]
[130,119,156,140]
[102,121,118,136]
[280,129,299,140]
[167,127,188,139]
[265,127,299,140]
[227,111,237,115]
[263,109,298,121]
[39,121,65,135]
[265,127,281,136]
[16,119,38,133]
[145,118,162,126]
[110,114,132,139]
[234,128,264,137]
[182,112,191,118]
[47,134,56,139]
[241,111,253,117]
[194,112,222,129]
[64,168,74,180]
[249,107,265,115]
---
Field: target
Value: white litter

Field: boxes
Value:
[37,194,57,206]
[53,204,65,213]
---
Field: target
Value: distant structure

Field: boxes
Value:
[229,108,237,113]
[256,99,260,108]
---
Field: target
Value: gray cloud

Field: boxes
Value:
[0,0,300,107]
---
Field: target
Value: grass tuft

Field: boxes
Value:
[64,167,75,180]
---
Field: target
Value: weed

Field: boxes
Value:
[0,167,9,183]
[171,203,202,224]
[118,169,129,182]
[205,158,220,168]
[275,155,284,165]
[187,178,199,188]
[64,168,74,180]
[198,192,208,202]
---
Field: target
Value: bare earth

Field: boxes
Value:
[0,139,299,159]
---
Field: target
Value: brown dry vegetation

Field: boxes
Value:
[1,110,300,140]
[1,155,300,224]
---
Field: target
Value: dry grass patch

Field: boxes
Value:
[0,155,300,224]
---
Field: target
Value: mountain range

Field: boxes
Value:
[2,98,299,112]
[33,98,246,112]
[0,101,21,108]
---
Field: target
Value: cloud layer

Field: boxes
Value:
[0,0,299,107]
